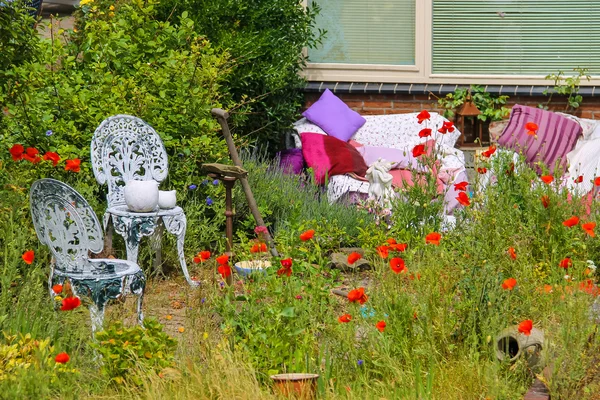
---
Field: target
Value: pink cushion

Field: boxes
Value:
[300,132,368,184]
[497,105,582,173]
[302,89,366,142]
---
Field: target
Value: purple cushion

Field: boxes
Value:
[497,105,582,174]
[278,148,304,175]
[302,89,366,142]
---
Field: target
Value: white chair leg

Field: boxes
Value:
[89,304,105,335]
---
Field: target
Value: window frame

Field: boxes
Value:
[303,0,600,85]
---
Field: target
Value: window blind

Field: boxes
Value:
[309,0,415,65]
[433,0,600,75]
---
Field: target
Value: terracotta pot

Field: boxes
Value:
[270,373,319,399]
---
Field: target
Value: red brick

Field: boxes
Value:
[344,101,364,108]
[360,109,387,115]
[363,101,392,108]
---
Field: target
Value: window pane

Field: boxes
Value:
[433,0,600,75]
[309,0,416,65]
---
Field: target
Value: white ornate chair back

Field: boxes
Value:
[29,179,104,274]
[90,115,168,207]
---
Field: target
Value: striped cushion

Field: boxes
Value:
[497,105,582,174]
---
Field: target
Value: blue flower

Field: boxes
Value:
[201,298,206,304]
[45,130,53,136]
[188,184,197,190]
[206,197,213,206]
[212,179,219,185]
[357,359,364,366]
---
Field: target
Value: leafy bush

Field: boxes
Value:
[0,0,40,72]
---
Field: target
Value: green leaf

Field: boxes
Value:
[279,307,295,318]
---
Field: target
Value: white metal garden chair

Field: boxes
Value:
[29,178,146,333]
[90,115,196,286]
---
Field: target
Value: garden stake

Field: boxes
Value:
[211,108,280,257]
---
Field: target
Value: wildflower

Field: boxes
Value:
[507,247,517,260]
[454,181,468,191]
[295,295,302,300]
[425,232,441,246]
[55,353,70,364]
[518,319,533,336]
[250,243,267,253]
[506,162,515,175]
[52,284,63,294]
[525,122,538,136]
[438,121,455,134]
[347,252,362,265]
[543,284,553,293]
[377,245,389,258]
[412,144,426,158]
[540,175,553,184]
[166,315,172,320]
[559,257,572,269]
[375,321,386,332]
[64,159,81,172]
[299,229,315,241]
[212,179,219,185]
[390,257,407,274]
[254,226,268,235]
[199,251,210,261]
[347,287,368,305]
[583,222,596,237]
[338,314,352,323]
[541,195,550,209]
[579,280,600,296]
[419,128,432,138]
[477,167,487,174]
[386,238,397,245]
[22,250,34,264]
[562,216,580,228]
[188,184,197,190]
[217,264,231,279]
[456,191,470,207]
[417,110,430,124]
[61,296,81,311]
[357,359,364,366]
[178,327,185,333]
[595,177,600,186]
[389,243,407,252]
[193,256,201,263]
[43,151,60,166]
[277,258,293,277]
[481,145,497,158]
[216,254,229,265]
[574,175,584,183]
[45,130,53,136]
[9,144,24,161]
[501,278,517,290]
[409,273,421,281]
[109,4,115,10]
[205,197,213,206]
[22,147,41,163]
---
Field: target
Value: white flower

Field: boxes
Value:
[564,275,570,280]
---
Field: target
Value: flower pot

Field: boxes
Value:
[270,373,319,399]
[158,190,177,209]
[234,260,271,278]
[124,180,159,212]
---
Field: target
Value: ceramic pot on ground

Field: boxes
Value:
[496,326,545,371]
[270,373,319,400]
[234,260,271,278]
[158,190,177,209]
[124,180,159,212]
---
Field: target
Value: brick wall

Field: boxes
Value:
[304,92,600,120]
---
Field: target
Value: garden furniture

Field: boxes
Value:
[29,178,145,333]
[90,114,196,287]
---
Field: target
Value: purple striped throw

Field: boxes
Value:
[497,105,582,174]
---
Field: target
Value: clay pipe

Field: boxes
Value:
[211,108,279,257]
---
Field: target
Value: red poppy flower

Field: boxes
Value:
[438,121,455,134]
[390,257,407,274]
[501,277,517,290]
[583,222,596,237]
[518,319,533,336]
[193,256,201,263]
[375,320,386,332]
[250,244,260,253]
[22,250,34,264]
[199,251,210,261]
[477,167,487,174]
[55,352,70,364]
[506,162,515,176]
[543,284,553,294]
[216,254,229,265]
[347,252,362,265]
[563,216,580,228]
[540,175,553,184]
[9,144,24,161]
[52,284,63,294]
[595,177,600,186]
[217,264,232,278]
[541,195,550,209]
[559,257,572,269]
[277,258,293,276]
[412,144,426,158]
[338,314,352,323]
[425,232,441,246]
[65,159,81,172]
[417,110,430,124]
[386,238,397,245]
[481,145,497,158]
[454,181,468,192]
[579,280,600,296]
[61,296,81,311]
[42,151,61,167]
[377,245,389,258]
[347,287,368,304]
[574,175,584,184]
[525,122,538,136]
[418,128,432,138]
[456,191,470,207]
[299,229,315,241]
[507,247,517,260]
[389,243,407,252]
[22,147,41,163]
